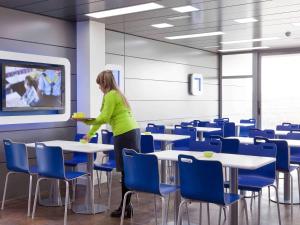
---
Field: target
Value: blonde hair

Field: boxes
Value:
[97,70,130,109]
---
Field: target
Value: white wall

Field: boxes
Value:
[105,30,219,127]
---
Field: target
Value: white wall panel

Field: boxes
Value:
[106,30,125,55]
[125,57,218,83]
[125,34,218,69]
[126,79,218,101]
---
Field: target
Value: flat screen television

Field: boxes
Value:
[2,61,65,112]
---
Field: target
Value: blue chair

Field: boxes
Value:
[64,133,99,167]
[121,149,179,225]
[177,155,248,225]
[239,119,256,137]
[32,143,93,225]
[223,122,236,137]
[94,150,116,209]
[203,122,223,139]
[173,126,197,150]
[193,120,210,127]
[276,122,299,131]
[213,118,229,123]
[233,143,281,225]
[220,137,240,154]
[286,131,300,165]
[101,129,114,144]
[140,135,155,154]
[1,139,37,216]
[265,139,300,216]
[189,139,221,153]
[146,123,165,150]
[181,121,193,127]
[249,128,275,139]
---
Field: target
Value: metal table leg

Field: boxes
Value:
[173,161,180,224]
[235,126,240,137]
[198,131,204,141]
[39,180,64,207]
[72,153,107,214]
[161,141,167,183]
[229,168,238,225]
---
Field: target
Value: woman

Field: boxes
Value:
[83,70,140,218]
[22,75,39,106]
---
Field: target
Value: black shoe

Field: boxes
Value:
[110,204,133,218]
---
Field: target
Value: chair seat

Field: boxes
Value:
[64,158,88,167]
[277,164,299,173]
[291,155,300,164]
[224,175,274,192]
[65,171,88,180]
[223,193,240,206]
[159,183,179,196]
[94,161,116,172]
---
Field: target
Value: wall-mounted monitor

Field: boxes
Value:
[2,61,65,112]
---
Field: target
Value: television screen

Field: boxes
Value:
[2,63,64,111]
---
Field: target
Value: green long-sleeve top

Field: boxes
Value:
[87,90,138,137]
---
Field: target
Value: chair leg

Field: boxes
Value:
[1,172,13,210]
[27,175,33,217]
[218,206,222,225]
[88,175,95,215]
[185,202,190,225]
[99,170,103,195]
[177,200,187,225]
[154,195,158,225]
[290,174,293,217]
[32,178,43,219]
[64,181,69,225]
[297,168,300,204]
[242,197,249,225]
[258,191,261,225]
[96,171,101,199]
[108,172,113,210]
[223,207,226,220]
[207,203,210,225]
[250,192,254,211]
[72,179,77,203]
[199,203,202,225]
[268,186,271,203]
[161,196,167,225]
[120,191,134,225]
[271,185,282,225]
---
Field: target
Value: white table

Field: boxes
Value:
[26,140,114,214]
[151,150,275,225]
[275,130,290,138]
[163,126,221,140]
[235,123,255,136]
[226,136,300,204]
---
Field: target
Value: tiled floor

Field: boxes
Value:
[0,173,299,225]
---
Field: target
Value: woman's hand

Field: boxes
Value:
[83,134,91,142]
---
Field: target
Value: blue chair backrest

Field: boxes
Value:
[189,140,221,153]
[74,133,98,160]
[238,143,276,179]
[266,140,290,172]
[146,123,165,133]
[286,131,300,140]
[223,122,236,137]
[220,138,240,154]
[181,122,193,127]
[3,139,30,173]
[249,129,275,139]
[173,127,197,149]
[178,155,225,205]
[35,143,65,179]
[276,123,299,131]
[197,121,210,127]
[214,118,229,123]
[101,130,113,144]
[140,135,155,153]
[239,119,256,137]
[123,149,160,195]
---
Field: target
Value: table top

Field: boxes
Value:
[26,140,114,153]
[274,130,290,136]
[143,133,190,142]
[150,150,275,170]
[235,123,255,127]
[164,125,221,132]
[227,136,300,148]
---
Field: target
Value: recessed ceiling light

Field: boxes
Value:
[219,46,269,52]
[86,2,164,18]
[172,5,199,13]
[234,17,258,23]
[151,23,174,28]
[292,22,300,26]
[165,31,224,40]
[221,37,280,45]
[167,15,191,20]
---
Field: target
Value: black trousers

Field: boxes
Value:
[114,128,141,206]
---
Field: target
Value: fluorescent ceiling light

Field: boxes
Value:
[86,2,164,18]
[292,22,300,26]
[172,5,199,13]
[165,31,224,40]
[221,37,280,45]
[168,15,191,20]
[151,23,174,28]
[219,46,269,52]
[234,17,258,23]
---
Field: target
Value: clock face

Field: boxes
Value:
[189,73,203,96]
